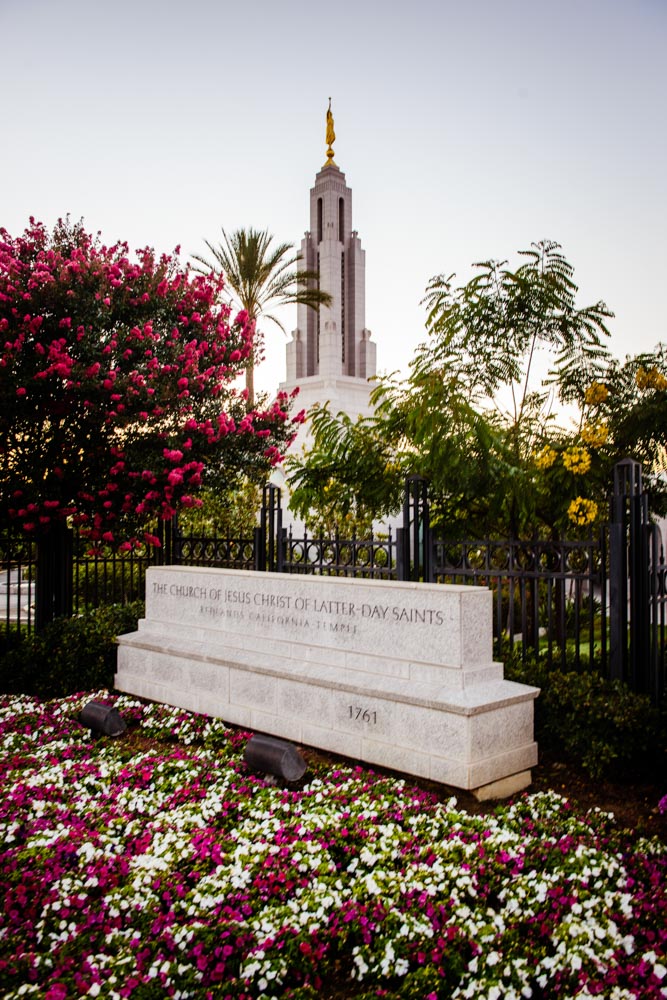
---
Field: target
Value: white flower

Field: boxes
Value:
[364,874,381,895]
[352,948,369,978]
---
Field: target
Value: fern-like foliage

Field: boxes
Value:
[421,240,613,423]
[285,404,406,534]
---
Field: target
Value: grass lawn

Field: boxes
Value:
[1,691,666,999]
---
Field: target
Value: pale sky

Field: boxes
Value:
[2,0,665,400]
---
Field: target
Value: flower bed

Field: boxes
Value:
[0,693,666,999]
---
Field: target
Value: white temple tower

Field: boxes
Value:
[280,102,377,442]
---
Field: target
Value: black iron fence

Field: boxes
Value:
[402,464,665,701]
[279,528,398,578]
[608,460,666,703]
[0,529,156,636]
[648,522,667,704]
[431,533,607,674]
[1,461,665,701]
[0,532,36,635]
[174,531,257,572]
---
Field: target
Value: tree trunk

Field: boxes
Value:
[246,357,255,408]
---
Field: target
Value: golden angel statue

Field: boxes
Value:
[325,98,336,165]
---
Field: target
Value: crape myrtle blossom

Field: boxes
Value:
[0,218,302,547]
[1,693,666,999]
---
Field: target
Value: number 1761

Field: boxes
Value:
[348,705,377,724]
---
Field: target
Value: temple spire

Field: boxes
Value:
[324,97,336,167]
[283,106,376,386]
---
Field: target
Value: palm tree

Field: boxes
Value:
[192,228,331,406]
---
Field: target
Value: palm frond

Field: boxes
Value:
[192,226,332,404]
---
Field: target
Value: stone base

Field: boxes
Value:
[116,636,538,796]
[471,770,533,802]
[115,568,539,798]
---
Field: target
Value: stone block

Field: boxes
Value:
[116,567,539,796]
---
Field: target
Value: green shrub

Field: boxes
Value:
[0,622,30,658]
[0,601,144,698]
[540,670,660,779]
[502,644,663,780]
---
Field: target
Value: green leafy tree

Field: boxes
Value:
[177,479,261,537]
[594,350,667,469]
[396,240,612,534]
[192,227,331,406]
[286,406,406,535]
[532,349,667,528]
[290,241,617,537]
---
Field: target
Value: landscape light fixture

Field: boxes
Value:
[79,700,127,737]
[244,733,307,782]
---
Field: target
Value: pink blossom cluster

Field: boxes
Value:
[0,219,298,546]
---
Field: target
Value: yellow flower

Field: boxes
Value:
[636,366,667,391]
[580,422,609,448]
[563,447,591,475]
[567,497,598,526]
[584,381,609,406]
[535,445,557,470]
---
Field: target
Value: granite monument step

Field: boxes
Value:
[116,566,539,799]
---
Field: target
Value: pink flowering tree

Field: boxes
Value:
[0,219,301,624]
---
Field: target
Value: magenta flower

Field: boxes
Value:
[44,985,68,1000]
[0,218,300,549]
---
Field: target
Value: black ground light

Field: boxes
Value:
[244,733,307,782]
[79,700,127,737]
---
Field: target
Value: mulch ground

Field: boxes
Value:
[513,747,667,843]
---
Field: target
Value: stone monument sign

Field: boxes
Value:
[115,567,539,800]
